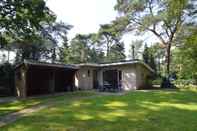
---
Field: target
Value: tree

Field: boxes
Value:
[88,48,105,63]
[149,54,157,73]
[12,21,72,63]
[66,34,92,64]
[41,22,72,63]
[0,0,55,44]
[97,18,128,62]
[98,24,119,58]
[14,37,49,62]
[58,30,71,63]
[143,44,149,64]
[129,40,143,59]
[64,33,107,64]
[172,25,197,81]
[143,44,157,72]
[0,62,15,95]
[107,42,126,62]
[0,0,56,63]
[115,0,195,75]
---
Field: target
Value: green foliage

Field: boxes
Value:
[96,18,128,62]
[63,34,105,64]
[68,34,90,63]
[0,62,15,96]
[143,44,157,72]
[0,0,56,44]
[12,21,72,63]
[0,0,62,63]
[65,24,126,64]
[129,40,143,59]
[115,0,194,74]
[107,42,126,62]
[172,26,197,81]
[41,22,72,62]
[143,44,150,64]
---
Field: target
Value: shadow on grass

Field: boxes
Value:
[1,90,197,131]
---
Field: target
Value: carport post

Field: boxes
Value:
[15,64,28,98]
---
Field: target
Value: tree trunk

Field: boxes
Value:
[106,41,110,57]
[52,48,56,63]
[132,45,135,59]
[7,50,10,63]
[166,43,171,75]
[158,55,161,74]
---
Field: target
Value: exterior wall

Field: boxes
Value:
[136,65,152,89]
[99,65,137,91]
[15,63,152,96]
[15,65,27,98]
[75,67,96,90]
[97,69,103,86]
[97,64,152,91]
[121,65,137,90]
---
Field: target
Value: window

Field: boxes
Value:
[87,70,90,77]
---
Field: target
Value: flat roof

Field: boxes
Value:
[15,59,154,73]
[77,60,155,73]
[15,60,79,70]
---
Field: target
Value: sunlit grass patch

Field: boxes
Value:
[0,99,41,116]
[0,91,96,117]
[1,89,197,131]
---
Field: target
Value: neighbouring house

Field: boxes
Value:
[15,60,154,98]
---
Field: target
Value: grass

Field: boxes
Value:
[0,91,95,117]
[1,89,197,131]
[0,98,42,117]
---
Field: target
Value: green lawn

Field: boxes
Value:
[0,98,42,117]
[1,89,197,131]
[0,91,95,117]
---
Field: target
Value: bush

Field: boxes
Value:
[152,78,162,85]
[174,79,197,86]
[0,63,15,96]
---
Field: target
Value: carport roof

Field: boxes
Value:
[15,60,79,70]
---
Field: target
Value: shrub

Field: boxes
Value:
[0,63,15,96]
[174,79,197,86]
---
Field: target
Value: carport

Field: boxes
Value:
[15,60,78,98]
[103,70,118,89]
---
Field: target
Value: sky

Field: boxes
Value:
[0,0,157,62]
[46,0,159,57]
[46,0,117,38]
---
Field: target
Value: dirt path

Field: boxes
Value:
[0,102,54,127]
[0,97,16,104]
[0,93,94,127]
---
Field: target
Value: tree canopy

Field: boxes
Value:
[0,0,56,45]
[115,0,196,74]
